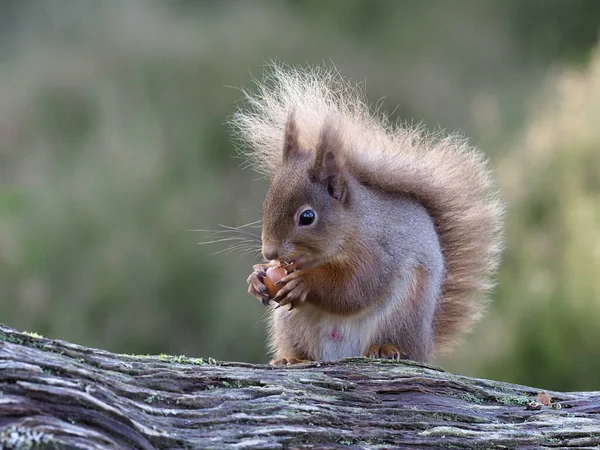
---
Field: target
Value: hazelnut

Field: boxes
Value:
[264,265,287,298]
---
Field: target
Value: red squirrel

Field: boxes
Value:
[232,65,503,365]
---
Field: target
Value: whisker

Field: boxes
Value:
[190,230,256,243]
[218,223,262,235]
[187,219,261,232]
[216,220,261,229]
[197,237,253,246]
[230,219,262,227]
[193,219,263,259]
[190,223,261,241]
[211,242,262,257]
[241,248,263,257]
[211,245,246,256]
[188,228,258,234]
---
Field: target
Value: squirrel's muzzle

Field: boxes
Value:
[262,243,279,261]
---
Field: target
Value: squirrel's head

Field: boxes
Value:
[260,112,352,268]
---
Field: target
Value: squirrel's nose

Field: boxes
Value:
[262,244,279,261]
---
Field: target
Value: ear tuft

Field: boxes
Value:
[311,121,347,202]
[282,109,299,162]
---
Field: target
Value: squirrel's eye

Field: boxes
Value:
[298,209,316,226]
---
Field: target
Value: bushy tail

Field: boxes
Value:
[231,63,504,352]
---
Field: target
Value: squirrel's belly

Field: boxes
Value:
[313,313,375,361]
[299,273,410,360]
[320,329,366,360]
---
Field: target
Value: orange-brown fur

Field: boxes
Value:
[234,64,504,358]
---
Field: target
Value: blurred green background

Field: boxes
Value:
[1,0,600,391]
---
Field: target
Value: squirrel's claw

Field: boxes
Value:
[272,270,308,310]
[366,344,409,361]
[270,357,311,366]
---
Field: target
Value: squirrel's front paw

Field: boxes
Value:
[272,270,308,311]
[247,264,271,306]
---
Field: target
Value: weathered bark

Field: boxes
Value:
[0,326,599,450]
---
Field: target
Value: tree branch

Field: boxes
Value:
[0,325,599,449]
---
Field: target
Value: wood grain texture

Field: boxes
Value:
[0,325,599,449]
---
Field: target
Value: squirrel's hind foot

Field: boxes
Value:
[270,357,311,366]
[367,344,409,361]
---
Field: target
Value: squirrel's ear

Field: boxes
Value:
[282,109,300,162]
[311,123,347,202]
